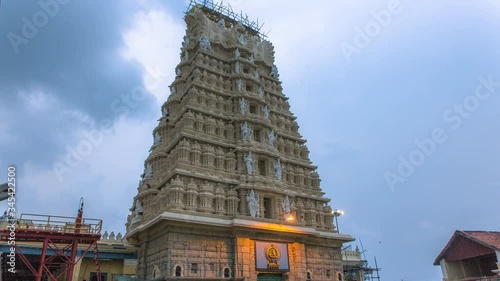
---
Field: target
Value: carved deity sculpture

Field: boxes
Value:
[249,54,255,63]
[268,129,277,146]
[254,69,260,80]
[236,79,243,92]
[238,34,247,46]
[246,189,259,217]
[162,107,168,117]
[170,86,176,95]
[244,151,255,174]
[144,163,153,179]
[263,105,270,119]
[241,122,252,142]
[240,97,247,114]
[153,132,161,146]
[234,61,241,74]
[234,48,240,58]
[176,68,182,77]
[282,195,291,214]
[217,19,225,28]
[257,86,264,97]
[274,158,282,180]
[199,35,211,51]
[131,200,144,224]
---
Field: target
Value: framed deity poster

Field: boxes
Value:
[255,241,290,271]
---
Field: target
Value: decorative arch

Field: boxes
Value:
[172,263,184,277]
[223,267,231,278]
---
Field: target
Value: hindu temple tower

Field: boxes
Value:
[125,1,354,280]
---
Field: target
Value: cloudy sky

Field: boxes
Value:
[1,0,499,280]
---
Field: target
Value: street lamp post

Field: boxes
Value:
[332,209,344,233]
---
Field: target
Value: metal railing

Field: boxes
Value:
[4,213,104,234]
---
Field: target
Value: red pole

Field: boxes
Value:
[37,237,49,281]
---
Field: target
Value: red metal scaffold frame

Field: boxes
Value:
[0,199,103,281]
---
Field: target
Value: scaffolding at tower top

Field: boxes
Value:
[186,0,269,38]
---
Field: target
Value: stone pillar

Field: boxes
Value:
[71,256,82,281]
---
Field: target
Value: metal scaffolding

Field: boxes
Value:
[0,199,103,281]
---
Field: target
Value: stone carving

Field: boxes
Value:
[239,97,247,114]
[238,34,247,45]
[257,86,264,97]
[217,19,225,28]
[182,51,189,62]
[274,158,282,180]
[244,151,255,174]
[109,231,115,240]
[236,79,243,92]
[263,105,270,119]
[270,64,279,78]
[254,69,260,80]
[241,122,252,142]
[282,195,291,214]
[182,35,190,49]
[176,68,182,77]
[170,86,176,95]
[246,189,259,217]
[234,48,240,58]
[234,61,241,74]
[199,35,211,51]
[153,132,161,146]
[249,54,255,63]
[268,129,276,146]
[162,107,168,117]
[144,163,153,179]
[103,231,109,240]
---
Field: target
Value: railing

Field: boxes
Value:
[2,214,104,235]
[342,250,363,262]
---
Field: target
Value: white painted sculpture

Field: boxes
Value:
[240,97,247,114]
[246,189,259,217]
[170,86,176,95]
[274,158,282,180]
[249,54,255,63]
[153,132,161,146]
[234,48,240,58]
[236,79,243,92]
[263,105,269,119]
[144,163,153,179]
[234,61,241,74]
[162,107,168,117]
[244,151,255,174]
[238,34,247,45]
[199,35,211,51]
[241,122,252,142]
[257,86,264,97]
[268,129,276,146]
[282,195,291,214]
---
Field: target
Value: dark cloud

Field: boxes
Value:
[0,1,158,166]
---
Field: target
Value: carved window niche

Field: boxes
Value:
[246,84,253,92]
[258,159,268,176]
[191,263,198,274]
[249,104,257,114]
[263,197,274,219]
[253,128,262,142]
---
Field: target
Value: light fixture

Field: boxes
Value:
[332,209,344,233]
[285,213,295,222]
